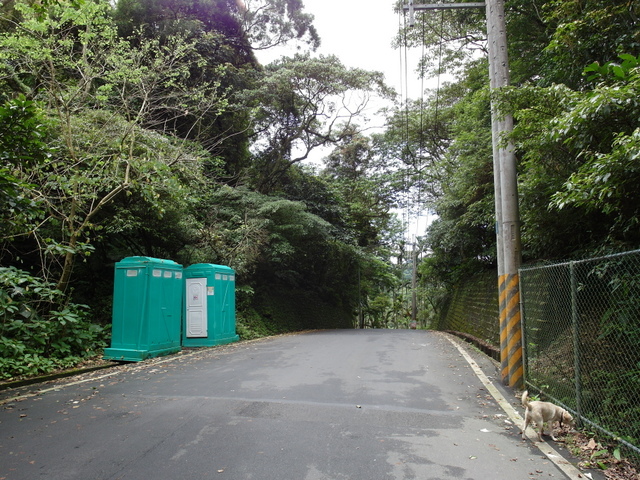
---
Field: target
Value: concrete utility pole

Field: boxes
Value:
[485,0,523,390]
[411,243,418,325]
[403,0,523,388]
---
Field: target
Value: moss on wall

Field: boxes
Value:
[253,287,354,331]
[433,270,500,348]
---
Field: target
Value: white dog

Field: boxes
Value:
[521,390,574,442]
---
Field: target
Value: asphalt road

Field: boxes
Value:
[1,330,591,479]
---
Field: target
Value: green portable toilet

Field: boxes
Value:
[183,263,239,347]
[104,256,183,361]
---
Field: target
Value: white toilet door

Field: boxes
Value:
[186,278,207,337]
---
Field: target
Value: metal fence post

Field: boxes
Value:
[570,261,583,425]
[519,268,528,385]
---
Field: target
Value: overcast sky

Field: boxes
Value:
[256,0,427,103]
[305,0,407,94]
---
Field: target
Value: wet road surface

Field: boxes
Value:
[1,330,591,479]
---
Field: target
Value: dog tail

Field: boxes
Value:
[521,390,530,409]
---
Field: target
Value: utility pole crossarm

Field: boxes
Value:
[403,3,485,26]
[403,3,485,9]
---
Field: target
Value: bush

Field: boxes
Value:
[0,266,107,380]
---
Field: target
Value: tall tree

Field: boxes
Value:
[322,126,397,248]
[245,53,394,193]
[113,0,321,180]
[236,0,320,51]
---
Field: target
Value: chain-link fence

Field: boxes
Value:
[520,250,640,457]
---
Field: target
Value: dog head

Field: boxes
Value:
[560,410,575,428]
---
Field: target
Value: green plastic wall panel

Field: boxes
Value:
[104,257,183,361]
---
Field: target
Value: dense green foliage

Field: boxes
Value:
[1,0,639,379]
[390,0,640,288]
[0,266,106,377]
